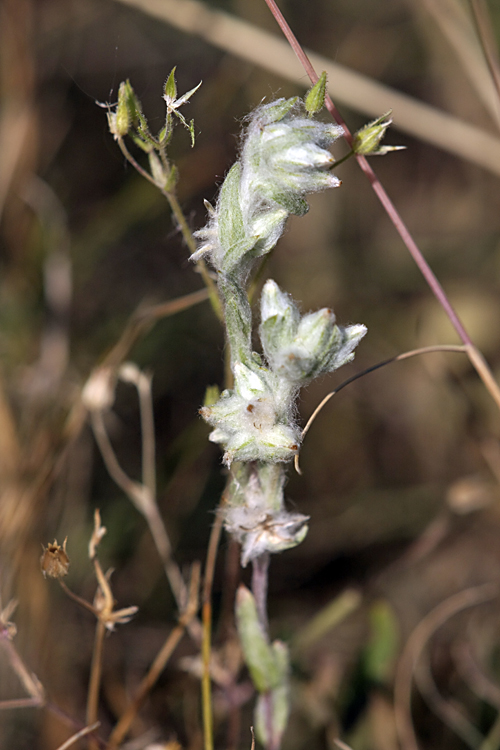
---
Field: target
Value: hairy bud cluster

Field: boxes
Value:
[194,95,366,564]
[192,97,343,279]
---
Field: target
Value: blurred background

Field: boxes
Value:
[1,0,500,748]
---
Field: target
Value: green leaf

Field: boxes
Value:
[203,384,220,407]
[305,71,327,116]
[164,67,177,101]
[236,585,282,692]
[364,599,399,683]
[259,97,298,126]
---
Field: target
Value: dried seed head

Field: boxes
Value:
[40,538,70,579]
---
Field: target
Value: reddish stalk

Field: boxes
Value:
[263,0,500,412]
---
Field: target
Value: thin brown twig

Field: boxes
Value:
[394,584,498,750]
[107,563,201,749]
[201,507,225,750]
[59,580,99,617]
[102,288,210,369]
[55,722,101,750]
[0,696,43,710]
[263,0,500,416]
[116,137,221,319]
[90,407,188,609]
[86,620,106,750]
[454,640,500,711]
[295,344,468,473]
[132,368,157,523]
[0,636,45,707]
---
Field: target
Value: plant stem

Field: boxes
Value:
[55,722,100,750]
[117,137,222,320]
[251,553,270,631]
[107,563,200,748]
[263,0,500,413]
[201,506,225,750]
[86,620,106,750]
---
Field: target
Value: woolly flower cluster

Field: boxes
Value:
[192,97,343,279]
[201,279,366,467]
[224,463,309,567]
[194,95,366,564]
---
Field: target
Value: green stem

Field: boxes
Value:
[333,149,355,168]
[117,138,222,320]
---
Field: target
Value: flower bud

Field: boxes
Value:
[304,71,328,116]
[352,111,405,156]
[260,280,366,384]
[193,97,343,275]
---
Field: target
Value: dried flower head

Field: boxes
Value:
[40,538,70,579]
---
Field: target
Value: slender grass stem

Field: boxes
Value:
[107,563,200,748]
[86,620,106,750]
[201,507,225,750]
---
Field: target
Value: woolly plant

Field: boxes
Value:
[105,72,371,750]
[192,89,367,749]
[193,94,366,568]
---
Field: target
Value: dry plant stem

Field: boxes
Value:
[263,0,500,415]
[90,408,187,608]
[201,509,225,750]
[0,697,43,709]
[59,580,100,616]
[55,723,101,750]
[102,288,210,368]
[136,370,157,524]
[454,640,500,710]
[0,637,44,707]
[394,583,498,750]
[335,740,355,750]
[116,137,221,319]
[86,620,106,750]
[296,345,468,473]
[107,563,200,749]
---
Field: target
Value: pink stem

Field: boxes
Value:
[263,0,472,346]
